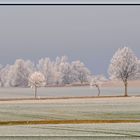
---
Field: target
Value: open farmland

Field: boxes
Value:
[0,91,140,138]
[0,87,140,99]
[0,123,140,137]
[0,97,139,121]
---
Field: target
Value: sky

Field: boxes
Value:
[0,5,140,76]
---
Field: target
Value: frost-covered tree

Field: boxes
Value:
[90,75,107,96]
[0,56,92,87]
[0,64,4,87]
[52,64,62,85]
[49,56,71,85]
[71,61,91,84]
[28,72,45,98]
[135,60,140,79]
[36,56,92,85]
[0,65,11,87]
[59,62,73,84]
[108,47,139,96]
[37,56,64,85]
[5,59,34,87]
[37,58,54,85]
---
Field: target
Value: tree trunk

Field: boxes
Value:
[124,81,128,97]
[34,86,37,98]
[96,85,100,96]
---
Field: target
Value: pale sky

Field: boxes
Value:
[0,5,140,76]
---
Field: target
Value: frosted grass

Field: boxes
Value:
[0,97,139,121]
[0,87,140,99]
[0,123,139,137]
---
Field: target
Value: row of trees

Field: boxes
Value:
[0,56,99,87]
[29,47,140,98]
[0,47,139,98]
[28,72,107,98]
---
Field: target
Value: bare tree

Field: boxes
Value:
[108,47,139,96]
[90,75,107,96]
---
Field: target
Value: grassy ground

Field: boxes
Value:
[0,97,139,138]
[0,123,140,138]
[0,97,139,121]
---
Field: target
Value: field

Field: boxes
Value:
[0,96,139,139]
[0,87,140,139]
[0,97,140,121]
[0,86,140,99]
[0,123,140,138]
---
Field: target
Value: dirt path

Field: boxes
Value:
[0,119,140,126]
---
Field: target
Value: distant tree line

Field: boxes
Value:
[0,56,98,87]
